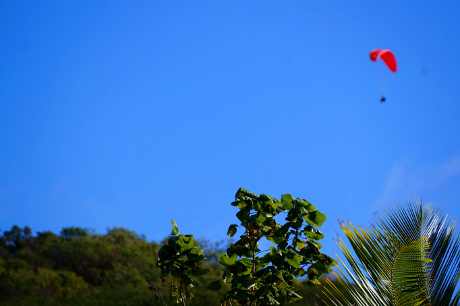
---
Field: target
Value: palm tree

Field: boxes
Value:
[323,199,460,306]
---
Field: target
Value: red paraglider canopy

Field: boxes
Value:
[370,49,397,72]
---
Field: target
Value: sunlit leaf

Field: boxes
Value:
[281,194,294,210]
[302,225,325,240]
[218,253,238,266]
[170,219,180,236]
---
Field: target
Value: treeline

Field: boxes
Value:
[0,225,334,305]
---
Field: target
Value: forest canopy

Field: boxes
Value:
[0,225,332,305]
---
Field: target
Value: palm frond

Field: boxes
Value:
[377,200,460,306]
[324,199,460,306]
[323,221,432,306]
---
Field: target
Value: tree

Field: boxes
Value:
[209,187,336,305]
[156,219,209,305]
[323,199,460,306]
[0,225,164,305]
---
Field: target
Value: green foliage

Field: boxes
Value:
[0,224,238,305]
[0,188,345,305]
[156,219,209,305]
[323,200,460,306]
[210,187,337,305]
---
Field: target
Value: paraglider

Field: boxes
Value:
[370,49,397,102]
[370,49,397,72]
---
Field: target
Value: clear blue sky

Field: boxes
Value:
[1,1,460,252]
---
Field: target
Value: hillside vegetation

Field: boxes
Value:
[0,225,334,305]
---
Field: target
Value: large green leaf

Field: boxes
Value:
[235,187,258,200]
[218,253,238,266]
[157,244,175,263]
[303,210,327,227]
[227,224,238,237]
[236,209,250,222]
[281,194,294,210]
[238,258,253,267]
[302,225,325,240]
[170,219,180,236]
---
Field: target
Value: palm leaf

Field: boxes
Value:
[323,199,460,306]
[323,221,431,306]
[377,200,460,306]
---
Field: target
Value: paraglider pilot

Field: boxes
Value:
[370,49,396,104]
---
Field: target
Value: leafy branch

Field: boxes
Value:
[209,187,337,305]
[156,219,209,305]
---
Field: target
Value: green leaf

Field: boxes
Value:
[235,187,258,200]
[231,200,240,207]
[281,194,294,210]
[267,233,285,244]
[218,253,238,266]
[227,241,252,257]
[231,276,256,290]
[238,258,253,267]
[287,258,301,268]
[162,263,173,276]
[278,240,288,250]
[295,238,306,249]
[181,236,195,250]
[320,254,337,266]
[186,248,205,261]
[253,200,262,211]
[262,212,273,218]
[227,224,238,237]
[170,219,180,236]
[296,198,316,211]
[290,217,303,230]
[208,280,222,291]
[304,279,321,285]
[247,212,266,225]
[288,249,302,262]
[260,194,276,205]
[312,262,331,274]
[303,211,327,227]
[303,241,320,256]
[306,266,320,279]
[157,244,175,260]
[305,203,316,212]
[302,225,325,240]
[299,206,308,215]
[274,269,285,281]
[309,239,322,248]
[232,200,250,209]
[236,209,250,222]
[233,263,252,276]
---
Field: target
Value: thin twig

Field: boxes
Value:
[179,273,186,306]
[145,277,168,306]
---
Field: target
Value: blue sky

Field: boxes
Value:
[1,1,460,252]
